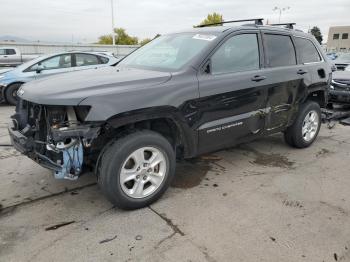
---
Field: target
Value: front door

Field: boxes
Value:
[0,48,9,65]
[33,54,74,79]
[6,49,19,66]
[196,31,269,153]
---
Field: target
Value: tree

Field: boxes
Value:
[310,26,323,44]
[198,12,224,27]
[140,34,162,46]
[140,38,152,46]
[98,35,114,45]
[98,28,139,45]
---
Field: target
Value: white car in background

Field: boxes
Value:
[0,51,119,105]
[0,47,39,67]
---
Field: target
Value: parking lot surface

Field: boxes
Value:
[1,104,350,262]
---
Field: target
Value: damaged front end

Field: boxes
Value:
[8,99,101,180]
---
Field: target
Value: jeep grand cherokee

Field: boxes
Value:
[8,19,331,209]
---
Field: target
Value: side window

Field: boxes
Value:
[211,34,259,74]
[264,34,296,67]
[28,54,72,71]
[295,38,322,64]
[6,49,16,55]
[75,53,100,67]
[41,54,72,69]
[99,56,109,64]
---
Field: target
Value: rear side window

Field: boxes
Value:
[264,34,296,67]
[211,34,260,74]
[295,38,322,64]
[75,53,100,67]
[6,49,16,55]
[99,56,109,64]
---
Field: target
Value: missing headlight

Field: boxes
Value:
[74,106,91,122]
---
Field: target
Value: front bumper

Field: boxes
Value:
[8,117,101,180]
[8,120,62,171]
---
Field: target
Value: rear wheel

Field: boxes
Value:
[5,83,22,106]
[98,130,176,210]
[284,101,321,148]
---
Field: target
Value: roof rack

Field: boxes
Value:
[197,18,264,28]
[270,23,296,29]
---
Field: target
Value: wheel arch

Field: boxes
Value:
[305,88,328,108]
[3,81,25,103]
[105,106,197,158]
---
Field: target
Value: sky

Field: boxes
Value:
[0,0,349,44]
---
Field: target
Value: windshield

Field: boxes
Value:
[336,53,350,61]
[119,33,217,71]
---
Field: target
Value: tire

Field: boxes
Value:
[5,83,22,106]
[98,130,176,210]
[284,101,321,148]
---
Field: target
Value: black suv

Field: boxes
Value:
[9,20,331,209]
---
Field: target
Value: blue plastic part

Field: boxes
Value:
[54,142,83,180]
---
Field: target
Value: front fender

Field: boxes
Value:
[105,106,197,157]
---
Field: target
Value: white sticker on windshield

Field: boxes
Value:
[192,34,217,41]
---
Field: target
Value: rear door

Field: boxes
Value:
[196,30,269,153]
[294,37,330,101]
[261,31,307,132]
[72,53,106,71]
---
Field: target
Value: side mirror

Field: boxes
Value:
[331,64,337,72]
[203,60,211,74]
[36,65,44,74]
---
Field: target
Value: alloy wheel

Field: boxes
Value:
[302,110,319,142]
[119,146,167,199]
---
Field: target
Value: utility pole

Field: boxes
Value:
[272,6,290,23]
[111,0,116,45]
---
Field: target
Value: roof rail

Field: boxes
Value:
[196,18,264,28]
[270,23,296,29]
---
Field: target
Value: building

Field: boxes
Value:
[327,26,350,52]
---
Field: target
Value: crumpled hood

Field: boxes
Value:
[19,66,172,105]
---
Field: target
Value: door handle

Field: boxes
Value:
[4,55,7,58]
[297,69,308,75]
[251,75,266,82]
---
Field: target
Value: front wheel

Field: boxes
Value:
[284,101,321,148]
[5,83,22,106]
[98,130,176,210]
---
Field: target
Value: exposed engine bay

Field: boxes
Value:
[9,99,101,180]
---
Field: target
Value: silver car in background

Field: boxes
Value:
[0,47,39,67]
[0,51,119,105]
[334,53,350,71]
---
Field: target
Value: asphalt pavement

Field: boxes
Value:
[1,104,350,262]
